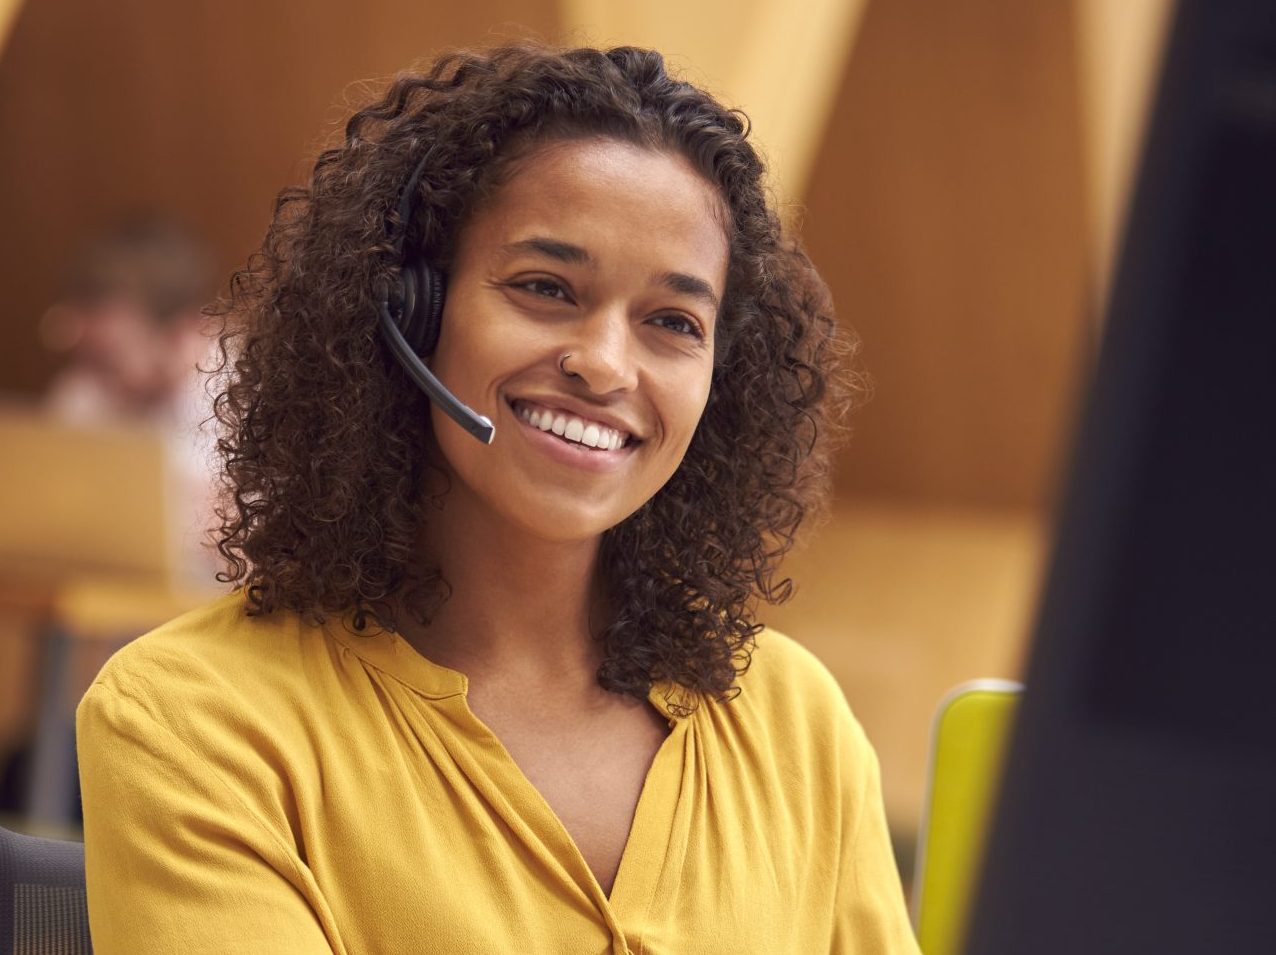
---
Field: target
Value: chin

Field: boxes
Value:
[494,487,638,544]
[511,507,623,544]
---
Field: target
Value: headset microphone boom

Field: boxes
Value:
[375,147,495,445]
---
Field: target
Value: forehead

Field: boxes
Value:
[455,139,730,285]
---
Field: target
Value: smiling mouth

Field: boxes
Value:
[510,399,635,452]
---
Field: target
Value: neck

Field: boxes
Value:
[401,479,607,691]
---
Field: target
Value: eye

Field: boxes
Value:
[649,313,705,340]
[511,277,573,302]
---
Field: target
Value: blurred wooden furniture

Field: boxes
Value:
[0,405,171,581]
[0,404,215,826]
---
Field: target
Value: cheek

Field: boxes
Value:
[661,373,715,462]
[687,364,716,421]
[433,298,537,385]
[429,322,492,394]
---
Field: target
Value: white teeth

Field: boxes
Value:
[516,403,629,451]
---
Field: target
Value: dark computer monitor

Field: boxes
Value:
[965,1,1276,952]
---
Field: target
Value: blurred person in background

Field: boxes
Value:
[40,214,220,584]
[76,45,920,953]
[42,214,215,425]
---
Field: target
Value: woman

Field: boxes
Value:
[77,45,920,954]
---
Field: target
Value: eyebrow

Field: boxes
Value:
[502,235,722,313]
[501,237,592,266]
[659,271,721,314]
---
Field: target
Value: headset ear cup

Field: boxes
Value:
[396,263,420,349]
[398,258,446,356]
[418,261,446,355]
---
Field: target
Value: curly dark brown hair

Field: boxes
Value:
[212,43,859,710]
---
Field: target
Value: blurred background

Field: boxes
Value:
[0,0,1172,887]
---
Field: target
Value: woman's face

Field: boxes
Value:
[427,137,729,543]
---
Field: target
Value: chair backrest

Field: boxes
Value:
[912,680,1022,955]
[0,826,92,955]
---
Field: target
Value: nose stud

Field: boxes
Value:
[559,353,580,379]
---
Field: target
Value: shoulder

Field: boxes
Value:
[720,627,873,763]
[738,628,858,721]
[697,628,885,851]
[79,592,322,741]
[92,591,304,685]
[746,627,840,685]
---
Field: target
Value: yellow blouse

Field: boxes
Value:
[77,593,920,954]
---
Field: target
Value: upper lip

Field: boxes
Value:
[507,394,644,440]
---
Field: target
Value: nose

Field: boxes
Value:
[562,308,639,394]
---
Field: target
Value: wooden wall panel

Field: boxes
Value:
[0,0,21,53]
[1075,0,1173,314]
[561,0,867,209]
[0,0,556,393]
[803,0,1092,509]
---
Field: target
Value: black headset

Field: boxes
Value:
[375,148,495,445]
